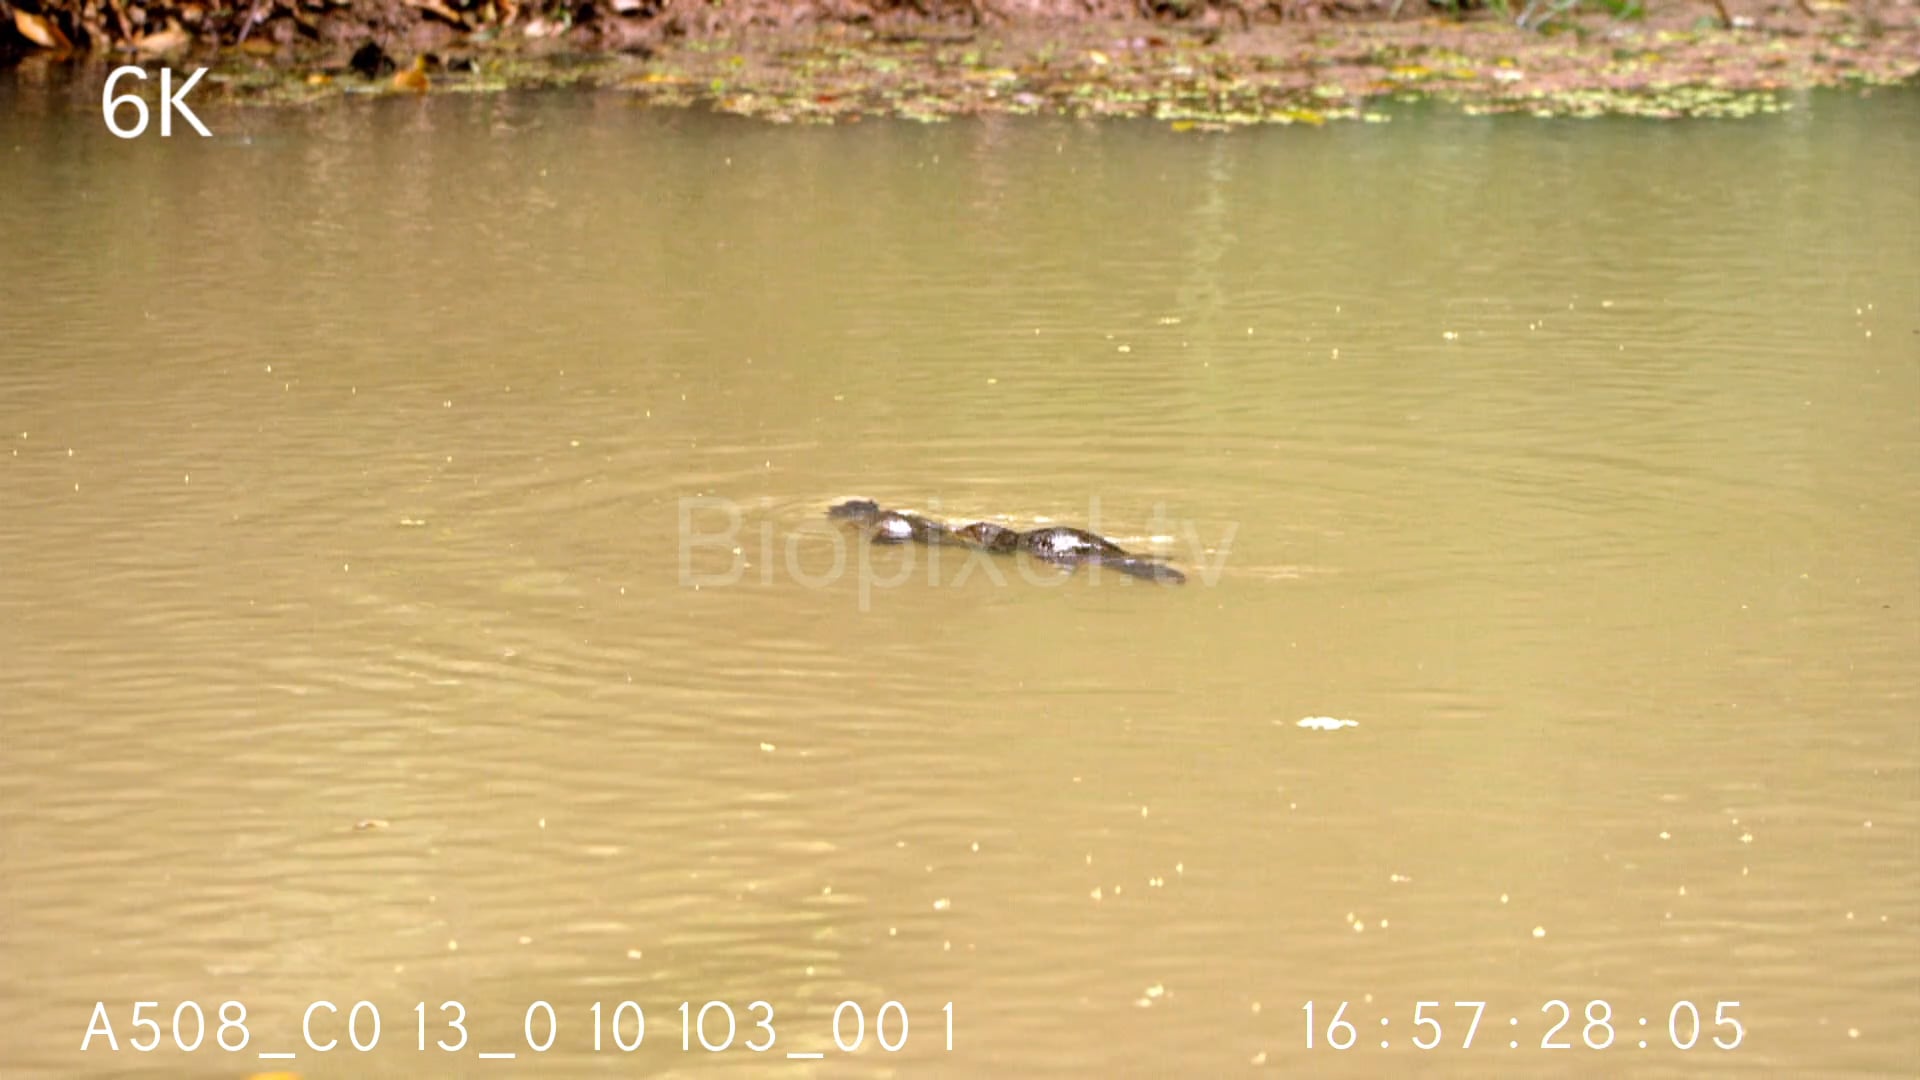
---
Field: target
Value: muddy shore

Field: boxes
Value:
[4,0,1916,122]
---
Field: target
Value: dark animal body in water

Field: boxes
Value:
[828,499,1186,584]
[826,498,963,546]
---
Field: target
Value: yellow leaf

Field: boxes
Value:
[392,56,429,93]
[1087,50,1110,67]
[1170,119,1196,132]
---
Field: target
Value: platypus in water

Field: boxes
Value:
[827,500,1186,584]
[952,520,1185,584]
[826,498,964,546]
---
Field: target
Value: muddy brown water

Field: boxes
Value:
[1,85,1916,1077]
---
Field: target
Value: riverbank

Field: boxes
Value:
[5,0,1916,121]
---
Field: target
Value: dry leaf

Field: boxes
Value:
[391,57,428,92]
[13,9,74,50]
[406,0,466,25]
[133,24,189,54]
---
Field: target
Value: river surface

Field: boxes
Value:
[1,79,1916,1078]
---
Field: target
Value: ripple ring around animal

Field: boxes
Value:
[826,499,1187,585]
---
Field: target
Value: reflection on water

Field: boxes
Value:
[1,82,1916,1076]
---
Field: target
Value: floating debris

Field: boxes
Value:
[1297,716,1359,731]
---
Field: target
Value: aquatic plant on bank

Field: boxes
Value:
[2,0,1914,121]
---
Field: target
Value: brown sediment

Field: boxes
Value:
[0,0,1914,119]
